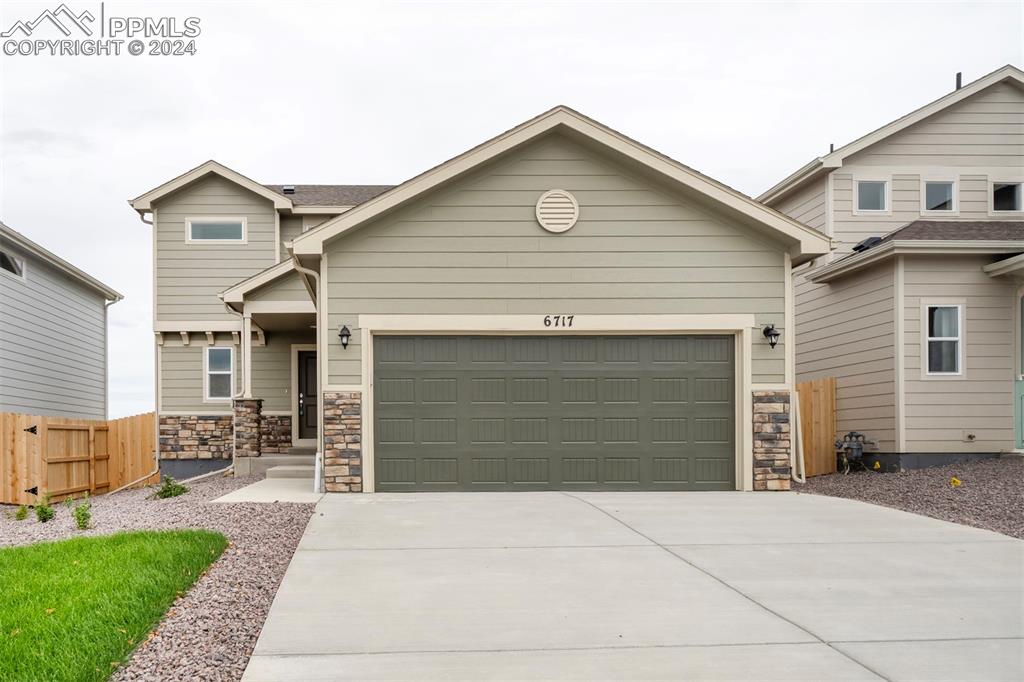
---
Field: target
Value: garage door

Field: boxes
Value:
[373,335,735,491]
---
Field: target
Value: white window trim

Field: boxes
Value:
[988,178,1024,216]
[0,249,26,281]
[204,345,235,402]
[853,176,891,216]
[186,217,248,244]
[920,177,959,216]
[921,302,964,380]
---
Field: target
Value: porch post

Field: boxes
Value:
[242,312,253,398]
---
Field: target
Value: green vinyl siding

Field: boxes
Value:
[325,133,788,385]
[374,335,735,492]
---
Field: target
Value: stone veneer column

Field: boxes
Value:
[233,398,263,459]
[323,391,362,492]
[752,390,792,491]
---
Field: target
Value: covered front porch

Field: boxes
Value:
[221,260,322,478]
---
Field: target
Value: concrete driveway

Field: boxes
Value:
[243,492,1023,681]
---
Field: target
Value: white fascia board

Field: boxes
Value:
[983,252,1024,278]
[154,321,244,332]
[292,107,832,261]
[220,260,296,303]
[809,240,1024,283]
[130,160,292,212]
[290,206,352,215]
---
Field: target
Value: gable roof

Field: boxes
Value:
[758,64,1024,205]
[219,259,299,304]
[0,221,122,301]
[263,184,393,207]
[879,220,1024,243]
[130,160,293,212]
[292,106,832,264]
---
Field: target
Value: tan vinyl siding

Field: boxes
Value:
[845,81,1024,167]
[829,82,1024,255]
[252,330,316,412]
[281,216,304,256]
[324,134,789,385]
[773,179,827,233]
[247,270,312,302]
[159,334,240,414]
[0,237,109,419]
[902,255,1015,452]
[160,330,315,414]
[795,261,896,451]
[154,175,277,321]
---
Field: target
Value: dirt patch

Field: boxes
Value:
[796,457,1024,540]
[1,474,315,681]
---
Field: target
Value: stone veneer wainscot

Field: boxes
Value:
[158,414,233,460]
[323,391,362,492]
[752,390,792,491]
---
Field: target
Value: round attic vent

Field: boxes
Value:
[535,189,579,233]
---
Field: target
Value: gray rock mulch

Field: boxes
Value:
[795,456,1024,540]
[0,474,316,681]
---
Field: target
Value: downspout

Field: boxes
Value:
[292,260,323,493]
[221,298,246,475]
[791,389,807,484]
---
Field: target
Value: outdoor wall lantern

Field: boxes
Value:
[338,325,352,349]
[762,324,781,349]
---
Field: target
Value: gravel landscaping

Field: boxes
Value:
[0,474,315,681]
[795,456,1024,540]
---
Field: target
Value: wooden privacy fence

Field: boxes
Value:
[0,412,159,506]
[796,378,837,477]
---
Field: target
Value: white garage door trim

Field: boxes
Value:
[357,314,757,493]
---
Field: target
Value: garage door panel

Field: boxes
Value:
[374,335,735,491]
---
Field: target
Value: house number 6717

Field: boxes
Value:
[543,315,574,327]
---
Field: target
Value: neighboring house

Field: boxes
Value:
[760,64,1024,465]
[0,221,123,419]
[130,106,830,490]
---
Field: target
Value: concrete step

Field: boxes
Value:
[235,454,314,477]
[266,465,315,480]
[286,446,317,456]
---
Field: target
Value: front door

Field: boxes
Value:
[298,351,318,440]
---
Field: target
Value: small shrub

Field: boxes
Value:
[35,495,55,523]
[63,496,75,511]
[72,495,92,530]
[14,505,29,521]
[154,476,189,499]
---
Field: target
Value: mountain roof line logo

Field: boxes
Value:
[1,4,95,38]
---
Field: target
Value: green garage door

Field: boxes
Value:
[373,335,735,492]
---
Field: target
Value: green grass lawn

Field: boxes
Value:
[0,530,228,682]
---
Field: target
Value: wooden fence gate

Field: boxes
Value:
[1,412,158,506]
[796,378,837,477]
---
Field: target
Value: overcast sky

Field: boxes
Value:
[1,1,1021,417]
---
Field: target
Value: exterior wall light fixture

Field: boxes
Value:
[338,325,351,349]
[762,324,781,349]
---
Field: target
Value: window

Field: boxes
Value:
[923,180,955,212]
[187,218,246,243]
[0,249,24,278]
[926,305,961,375]
[205,347,234,400]
[992,182,1022,212]
[856,180,888,212]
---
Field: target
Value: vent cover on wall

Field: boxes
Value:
[535,189,579,233]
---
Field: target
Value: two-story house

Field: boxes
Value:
[131,106,831,490]
[1,221,122,419]
[761,64,1024,466]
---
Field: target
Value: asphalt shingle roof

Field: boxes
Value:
[879,220,1024,243]
[263,184,394,206]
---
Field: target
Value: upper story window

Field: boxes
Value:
[186,217,247,243]
[855,180,888,213]
[0,249,25,279]
[205,346,234,401]
[992,182,1022,212]
[925,304,961,376]
[922,180,956,212]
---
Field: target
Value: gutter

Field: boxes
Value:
[809,240,1024,284]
